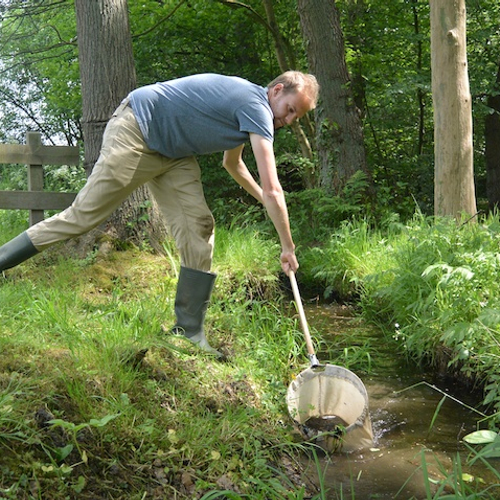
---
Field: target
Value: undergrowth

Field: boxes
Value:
[0,226,335,499]
[3,211,500,498]
[304,212,500,428]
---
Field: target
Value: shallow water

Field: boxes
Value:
[297,304,500,499]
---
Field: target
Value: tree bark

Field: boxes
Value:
[485,62,500,212]
[75,0,136,176]
[430,0,477,217]
[73,0,168,255]
[297,0,369,194]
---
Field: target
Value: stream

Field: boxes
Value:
[297,304,500,499]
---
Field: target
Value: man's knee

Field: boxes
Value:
[196,214,215,241]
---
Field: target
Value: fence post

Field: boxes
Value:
[26,132,45,226]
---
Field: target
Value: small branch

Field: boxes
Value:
[132,0,188,39]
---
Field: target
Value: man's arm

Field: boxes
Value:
[223,145,264,203]
[249,133,298,273]
[223,135,298,273]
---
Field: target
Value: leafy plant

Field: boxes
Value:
[47,413,120,465]
[463,429,500,466]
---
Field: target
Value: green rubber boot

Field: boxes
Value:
[0,232,39,273]
[172,266,222,357]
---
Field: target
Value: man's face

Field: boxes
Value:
[268,83,313,130]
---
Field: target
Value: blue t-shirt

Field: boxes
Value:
[129,74,274,158]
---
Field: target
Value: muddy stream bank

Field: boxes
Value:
[296,304,499,499]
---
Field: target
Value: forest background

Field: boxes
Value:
[1,0,499,221]
[2,1,500,498]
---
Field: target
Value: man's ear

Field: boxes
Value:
[272,83,284,95]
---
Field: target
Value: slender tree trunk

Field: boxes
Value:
[260,0,315,186]
[297,0,369,194]
[412,0,426,156]
[344,0,367,119]
[73,0,168,255]
[214,0,316,187]
[261,0,291,72]
[430,0,476,217]
[261,0,316,188]
[485,62,500,212]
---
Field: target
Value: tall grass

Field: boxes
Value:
[0,222,334,499]
[0,209,29,242]
[305,213,500,426]
[4,209,500,497]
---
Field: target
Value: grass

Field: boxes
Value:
[302,212,500,425]
[3,211,500,498]
[0,224,344,499]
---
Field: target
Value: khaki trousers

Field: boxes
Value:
[27,100,215,271]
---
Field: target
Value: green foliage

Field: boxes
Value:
[0,209,29,239]
[305,212,500,425]
[5,213,500,497]
[2,0,500,218]
[286,171,372,246]
[0,164,28,190]
[43,164,86,193]
[296,213,403,301]
[360,215,500,385]
[0,1,81,144]
[335,0,435,214]
[3,1,500,496]
[0,225,336,498]
[199,448,330,500]
[129,0,282,86]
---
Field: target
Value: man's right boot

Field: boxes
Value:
[0,232,39,272]
[172,266,222,357]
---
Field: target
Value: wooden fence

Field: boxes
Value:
[0,131,80,226]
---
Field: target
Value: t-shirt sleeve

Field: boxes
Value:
[235,102,274,143]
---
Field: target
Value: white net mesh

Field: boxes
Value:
[287,365,373,452]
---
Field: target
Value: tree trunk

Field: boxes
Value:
[75,0,136,176]
[343,0,367,120]
[297,0,369,194]
[412,0,426,156]
[261,0,293,72]
[430,0,477,217]
[260,0,315,186]
[73,0,168,255]
[485,62,500,212]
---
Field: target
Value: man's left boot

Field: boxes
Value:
[0,232,39,273]
[172,266,222,357]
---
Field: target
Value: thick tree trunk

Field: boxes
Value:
[75,0,136,176]
[73,0,168,256]
[485,63,500,212]
[297,0,368,194]
[430,0,477,217]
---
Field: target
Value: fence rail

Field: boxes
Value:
[0,131,80,226]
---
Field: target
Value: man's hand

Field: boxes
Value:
[281,250,299,274]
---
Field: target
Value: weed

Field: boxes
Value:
[3,211,500,498]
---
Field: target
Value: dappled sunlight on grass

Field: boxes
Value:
[2,215,500,498]
[0,232,322,498]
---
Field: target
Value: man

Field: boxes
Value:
[0,71,319,356]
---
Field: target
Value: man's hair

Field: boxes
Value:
[267,71,320,108]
